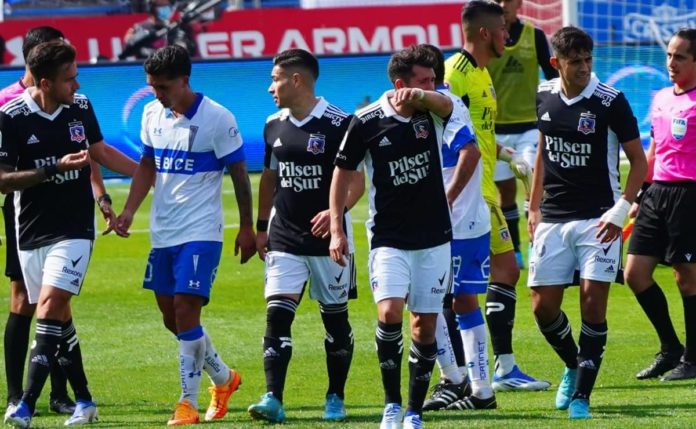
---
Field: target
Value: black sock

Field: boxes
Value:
[56,319,90,402]
[406,340,437,415]
[502,204,520,253]
[682,295,696,363]
[22,319,62,412]
[263,298,297,403]
[49,363,69,401]
[635,283,682,352]
[573,320,607,400]
[320,303,354,399]
[376,321,403,405]
[4,313,32,404]
[485,283,516,355]
[443,295,465,368]
[537,311,578,369]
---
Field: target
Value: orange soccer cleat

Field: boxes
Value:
[205,369,242,421]
[167,400,200,426]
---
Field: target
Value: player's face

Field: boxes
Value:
[496,0,522,25]
[402,65,436,91]
[147,74,188,109]
[268,65,296,109]
[46,61,80,105]
[666,36,696,89]
[487,16,509,58]
[555,50,592,91]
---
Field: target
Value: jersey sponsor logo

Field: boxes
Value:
[68,121,86,143]
[27,134,39,145]
[273,138,282,147]
[359,108,384,123]
[34,157,81,184]
[413,118,429,139]
[595,255,616,264]
[672,117,687,140]
[306,133,326,155]
[388,151,431,186]
[323,111,346,127]
[577,112,597,135]
[540,112,551,121]
[378,136,392,147]
[153,127,163,136]
[62,265,83,278]
[278,161,322,191]
[74,97,89,110]
[544,135,592,168]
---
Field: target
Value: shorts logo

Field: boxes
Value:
[602,242,612,255]
[604,265,615,274]
[437,272,447,286]
[69,121,86,143]
[686,253,693,262]
[71,256,82,268]
[577,112,596,135]
[70,278,80,287]
[413,118,429,139]
[370,279,379,291]
[672,117,687,140]
[307,133,326,155]
[188,280,201,289]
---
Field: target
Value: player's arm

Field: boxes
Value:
[88,141,138,177]
[527,132,545,242]
[329,166,353,266]
[256,167,276,260]
[0,151,89,194]
[629,138,655,218]
[311,167,364,240]
[393,88,453,118]
[227,160,256,264]
[497,143,531,179]
[447,142,480,207]
[535,28,558,80]
[115,156,156,237]
[88,159,118,235]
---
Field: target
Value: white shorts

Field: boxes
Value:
[368,243,450,313]
[19,239,93,304]
[494,129,538,182]
[264,251,356,305]
[528,219,621,287]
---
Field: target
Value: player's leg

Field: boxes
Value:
[248,252,305,423]
[667,263,696,380]
[497,179,522,266]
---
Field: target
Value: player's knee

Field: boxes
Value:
[624,266,653,292]
[266,296,298,337]
[410,313,437,343]
[377,299,404,324]
[452,294,479,314]
[10,282,35,316]
[320,302,353,350]
[531,299,558,325]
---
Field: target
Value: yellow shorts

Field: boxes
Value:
[487,198,514,256]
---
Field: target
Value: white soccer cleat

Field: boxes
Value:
[64,400,98,426]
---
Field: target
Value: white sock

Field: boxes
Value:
[202,329,230,386]
[435,312,464,384]
[495,353,516,377]
[179,335,205,408]
[460,314,492,398]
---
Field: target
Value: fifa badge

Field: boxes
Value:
[577,112,596,135]
[306,133,326,155]
[672,117,687,140]
[69,121,86,143]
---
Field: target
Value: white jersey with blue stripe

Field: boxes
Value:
[440,88,490,239]
[141,94,245,248]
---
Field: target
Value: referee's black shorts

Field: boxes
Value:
[628,181,696,264]
[3,193,23,281]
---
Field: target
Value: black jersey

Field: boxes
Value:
[335,91,452,250]
[264,98,351,256]
[536,76,639,222]
[0,91,102,250]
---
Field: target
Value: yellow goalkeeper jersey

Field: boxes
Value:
[444,50,498,203]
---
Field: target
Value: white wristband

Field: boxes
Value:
[414,88,425,101]
[600,198,631,228]
[498,146,514,162]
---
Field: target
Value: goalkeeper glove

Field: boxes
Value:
[498,147,531,179]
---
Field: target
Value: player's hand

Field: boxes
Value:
[310,209,331,239]
[98,200,116,235]
[329,230,349,267]
[628,202,639,218]
[256,231,268,261]
[58,150,90,172]
[595,221,621,244]
[392,87,425,107]
[235,225,256,264]
[499,147,531,179]
[527,208,542,242]
[596,198,630,243]
[114,210,134,238]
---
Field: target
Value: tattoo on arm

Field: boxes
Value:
[0,163,50,193]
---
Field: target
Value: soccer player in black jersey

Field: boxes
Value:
[330,45,453,429]
[0,40,135,428]
[528,27,647,419]
[248,49,364,424]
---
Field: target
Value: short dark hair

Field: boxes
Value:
[26,40,76,83]
[23,26,64,61]
[273,49,319,81]
[461,0,504,39]
[419,44,445,84]
[551,26,593,58]
[387,44,437,83]
[144,45,191,79]
[674,28,696,59]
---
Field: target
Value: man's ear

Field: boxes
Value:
[550,56,560,70]
[394,78,406,90]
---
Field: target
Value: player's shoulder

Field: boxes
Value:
[538,78,558,94]
[354,99,383,124]
[591,80,625,107]
[0,93,27,116]
[70,93,93,111]
[445,52,476,78]
[320,101,351,128]
[265,109,286,124]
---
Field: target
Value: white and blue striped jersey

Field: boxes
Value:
[140,93,245,248]
[439,87,490,239]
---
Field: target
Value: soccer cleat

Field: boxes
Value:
[422,379,470,411]
[444,395,497,410]
[568,398,591,419]
[322,393,346,421]
[4,400,30,428]
[379,403,402,429]
[50,396,77,415]
[637,349,683,379]
[205,369,242,421]
[64,400,98,426]
[402,412,423,429]
[661,360,696,381]
[555,367,577,410]
[492,365,551,392]
[248,392,286,423]
[167,400,199,426]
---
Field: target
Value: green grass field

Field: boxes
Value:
[1,173,695,428]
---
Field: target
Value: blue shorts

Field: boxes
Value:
[143,241,223,303]
[451,233,490,295]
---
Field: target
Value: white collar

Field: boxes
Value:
[280,96,329,127]
[555,73,599,106]
[379,90,411,123]
[22,88,69,121]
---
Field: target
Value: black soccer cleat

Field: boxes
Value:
[445,394,497,411]
[636,348,683,379]
[661,360,696,381]
[422,378,471,411]
[49,396,76,415]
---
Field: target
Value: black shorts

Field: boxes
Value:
[628,181,696,264]
[2,194,23,281]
